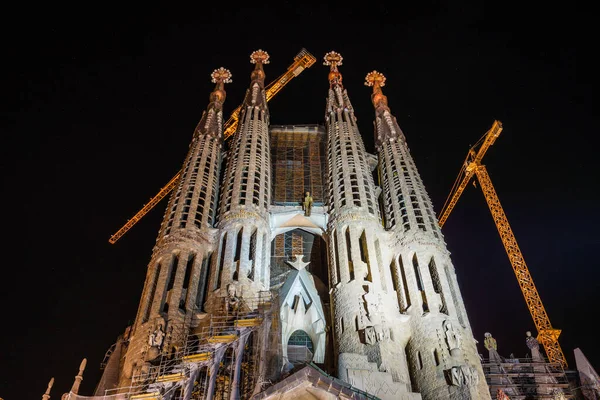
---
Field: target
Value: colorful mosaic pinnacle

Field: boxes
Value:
[323,51,343,67]
[211,67,232,84]
[365,70,386,87]
[250,49,270,64]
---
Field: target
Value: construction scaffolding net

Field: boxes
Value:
[270,125,326,207]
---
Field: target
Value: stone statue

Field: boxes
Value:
[484,332,497,351]
[444,320,460,351]
[225,283,240,314]
[149,324,165,348]
[526,331,543,362]
[484,332,502,363]
[303,191,313,216]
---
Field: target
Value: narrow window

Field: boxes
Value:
[196,254,211,311]
[248,229,257,280]
[163,254,179,312]
[345,228,354,281]
[428,257,447,314]
[359,230,372,282]
[166,254,179,292]
[233,229,242,281]
[143,263,161,323]
[433,349,440,366]
[215,234,227,290]
[333,229,341,285]
[399,256,411,309]
[444,263,465,327]
[412,254,428,313]
[180,253,195,310]
[417,351,423,370]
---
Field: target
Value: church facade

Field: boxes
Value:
[73,50,491,400]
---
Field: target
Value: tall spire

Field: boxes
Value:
[365,70,405,149]
[118,67,233,389]
[41,377,54,400]
[69,358,87,395]
[195,67,232,140]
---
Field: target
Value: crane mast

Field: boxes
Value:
[438,120,567,367]
[109,49,316,244]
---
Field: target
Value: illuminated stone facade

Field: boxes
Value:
[81,50,492,400]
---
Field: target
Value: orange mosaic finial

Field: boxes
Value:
[365,70,388,109]
[209,67,232,104]
[211,67,232,84]
[250,49,269,84]
[365,70,386,88]
[250,49,270,65]
[324,51,343,86]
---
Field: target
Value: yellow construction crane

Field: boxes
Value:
[109,49,316,244]
[438,120,567,367]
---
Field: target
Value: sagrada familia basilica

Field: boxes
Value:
[43,49,592,400]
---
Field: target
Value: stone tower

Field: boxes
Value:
[116,66,232,387]
[366,69,490,399]
[204,49,272,314]
[322,51,420,399]
[67,50,494,400]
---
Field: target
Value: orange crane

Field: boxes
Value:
[438,120,567,367]
[109,49,316,244]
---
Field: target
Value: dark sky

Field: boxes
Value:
[1,3,597,399]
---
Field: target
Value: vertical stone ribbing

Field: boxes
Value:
[117,68,232,387]
[367,71,490,399]
[206,50,272,314]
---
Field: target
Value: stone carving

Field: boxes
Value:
[359,288,389,344]
[365,326,377,344]
[148,324,165,348]
[526,331,543,362]
[225,283,240,314]
[223,209,260,221]
[447,365,479,387]
[444,320,461,357]
[303,191,313,216]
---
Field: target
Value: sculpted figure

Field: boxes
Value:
[484,332,502,363]
[484,332,497,351]
[444,320,460,351]
[526,331,543,362]
[303,191,313,216]
[149,324,164,348]
[225,283,240,314]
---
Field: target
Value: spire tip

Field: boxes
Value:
[323,51,343,67]
[250,49,270,64]
[365,70,386,87]
[211,67,232,84]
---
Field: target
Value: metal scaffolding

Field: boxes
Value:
[101,293,278,400]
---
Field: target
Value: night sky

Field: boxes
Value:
[2,4,597,399]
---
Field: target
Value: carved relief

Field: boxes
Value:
[443,319,461,357]
[446,365,479,387]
